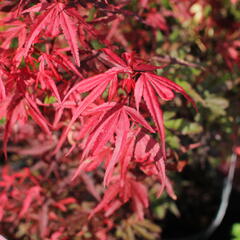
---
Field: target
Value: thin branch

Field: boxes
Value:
[152,55,205,70]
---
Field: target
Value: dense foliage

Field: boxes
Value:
[0,0,239,239]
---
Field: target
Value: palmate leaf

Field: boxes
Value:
[39,54,61,81]
[89,176,149,220]
[101,48,128,68]
[135,72,195,159]
[0,21,26,50]
[134,130,177,199]
[3,94,25,159]
[19,186,41,217]
[58,3,80,66]
[89,181,120,219]
[71,148,111,181]
[3,92,51,159]
[52,51,83,78]
[71,103,154,185]
[23,2,56,57]
[25,94,51,135]
[53,69,121,154]
[62,68,122,102]
[37,71,61,103]
[82,105,121,161]
[119,131,136,186]
[139,74,166,159]
[56,50,194,160]
[96,49,195,163]
[131,180,149,220]
[23,2,81,66]
[145,73,196,108]
[104,109,129,186]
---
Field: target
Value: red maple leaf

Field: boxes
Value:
[89,175,149,220]
[54,49,194,158]
[22,2,90,66]
[71,102,154,186]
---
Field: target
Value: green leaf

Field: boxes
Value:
[169,202,180,217]
[169,29,180,42]
[0,117,6,125]
[161,0,171,9]
[132,224,156,240]
[232,223,240,239]
[136,219,161,233]
[126,225,136,240]
[165,116,202,135]
[176,79,205,105]
[166,134,180,149]
[165,118,184,130]
[44,96,57,104]
[181,122,203,135]
[163,111,176,121]
[153,204,168,219]
[10,37,18,48]
[90,40,105,50]
[156,30,164,42]
[86,7,96,22]
[204,91,229,117]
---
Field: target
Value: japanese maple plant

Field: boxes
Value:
[0,0,195,239]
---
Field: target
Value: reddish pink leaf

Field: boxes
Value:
[83,102,117,116]
[22,3,46,14]
[104,200,122,217]
[50,231,63,240]
[83,106,121,159]
[62,68,119,102]
[0,72,6,100]
[89,182,120,219]
[131,181,149,208]
[3,94,25,159]
[108,74,118,101]
[149,78,175,100]
[145,72,196,108]
[44,73,61,102]
[145,10,169,31]
[165,177,177,200]
[39,201,49,238]
[124,106,155,133]
[120,132,135,186]
[156,158,167,197]
[25,95,51,135]
[41,54,61,81]
[53,198,76,212]
[81,172,101,201]
[140,0,149,8]
[19,186,41,217]
[24,3,57,57]
[132,194,145,220]
[54,51,83,78]
[71,150,109,181]
[8,140,55,156]
[104,109,129,186]
[0,194,8,221]
[45,9,60,37]
[141,74,166,159]
[54,79,112,154]
[134,74,144,111]
[101,48,127,67]
[58,3,80,66]
[1,24,26,50]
